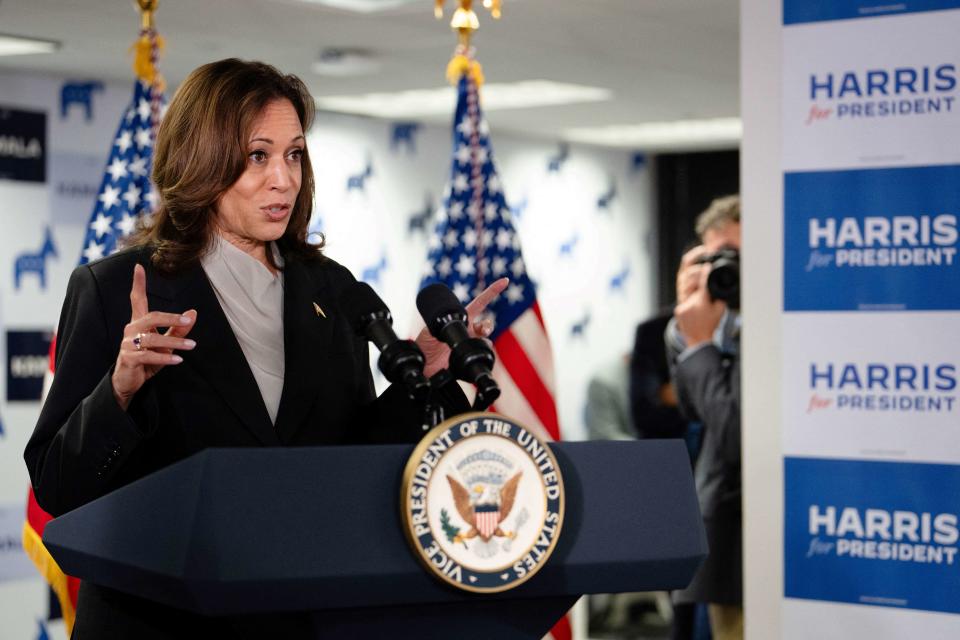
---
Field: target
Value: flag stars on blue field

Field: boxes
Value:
[116,131,133,153]
[511,257,525,278]
[123,184,141,209]
[506,283,524,304]
[421,74,537,338]
[496,228,512,251]
[444,228,459,249]
[462,228,478,249]
[456,117,475,137]
[453,281,471,302]
[83,241,105,263]
[80,80,164,266]
[90,213,113,238]
[437,257,453,279]
[483,229,494,248]
[137,98,152,121]
[135,127,152,149]
[455,254,476,278]
[107,157,128,182]
[129,156,147,177]
[467,201,481,221]
[115,212,137,237]
[98,185,121,210]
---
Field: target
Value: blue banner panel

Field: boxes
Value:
[0,107,46,183]
[784,0,960,25]
[6,330,52,402]
[784,165,960,311]
[785,457,960,614]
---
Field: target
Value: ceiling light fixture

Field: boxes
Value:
[564,117,742,150]
[0,33,60,57]
[315,80,611,118]
[293,0,424,13]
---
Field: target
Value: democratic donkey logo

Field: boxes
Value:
[15,227,58,291]
[61,81,104,122]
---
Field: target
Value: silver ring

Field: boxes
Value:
[133,333,145,351]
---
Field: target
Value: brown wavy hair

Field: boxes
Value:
[131,58,323,273]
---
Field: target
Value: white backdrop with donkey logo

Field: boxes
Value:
[0,68,657,639]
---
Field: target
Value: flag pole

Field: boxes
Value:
[132,0,165,136]
[425,5,573,639]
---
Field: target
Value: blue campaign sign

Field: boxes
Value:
[6,330,53,402]
[784,165,960,311]
[785,457,960,614]
[784,0,960,25]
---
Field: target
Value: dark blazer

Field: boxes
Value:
[24,245,463,638]
[671,342,742,606]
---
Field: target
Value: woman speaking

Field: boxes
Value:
[24,58,503,638]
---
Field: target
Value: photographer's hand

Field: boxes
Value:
[676,245,709,304]
[675,266,725,348]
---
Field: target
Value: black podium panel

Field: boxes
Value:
[44,440,706,621]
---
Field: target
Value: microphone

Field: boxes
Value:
[416,283,500,411]
[339,282,430,403]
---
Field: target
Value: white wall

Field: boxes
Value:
[0,68,657,638]
[740,1,783,638]
[307,111,656,443]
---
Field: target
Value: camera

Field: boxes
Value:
[694,248,740,310]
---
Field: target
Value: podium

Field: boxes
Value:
[44,439,706,639]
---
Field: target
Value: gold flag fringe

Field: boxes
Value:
[447,53,484,87]
[131,32,166,92]
[23,522,76,634]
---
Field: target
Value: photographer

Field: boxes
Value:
[666,195,742,640]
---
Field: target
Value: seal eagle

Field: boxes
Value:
[446,472,522,542]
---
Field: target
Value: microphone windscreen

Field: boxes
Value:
[339,281,389,334]
[416,283,466,328]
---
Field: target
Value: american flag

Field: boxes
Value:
[421,66,569,640]
[24,78,163,636]
[78,79,163,265]
[421,72,561,444]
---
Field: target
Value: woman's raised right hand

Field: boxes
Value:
[111,264,197,410]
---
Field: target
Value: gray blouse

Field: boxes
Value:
[201,233,285,425]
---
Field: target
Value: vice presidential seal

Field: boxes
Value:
[400,413,565,593]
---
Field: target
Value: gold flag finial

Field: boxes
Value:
[436,0,500,84]
[136,0,158,29]
[434,0,502,48]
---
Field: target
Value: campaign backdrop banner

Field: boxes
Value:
[782,313,959,463]
[784,0,960,25]
[0,107,46,183]
[782,3,960,637]
[6,330,53,402]
[785,457,960,615]
[782,7,960,172]
[784,165,960,311]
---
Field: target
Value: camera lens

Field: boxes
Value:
[706,254,740,310]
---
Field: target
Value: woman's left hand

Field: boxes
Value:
[418,277,509,378]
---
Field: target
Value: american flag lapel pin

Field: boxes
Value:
[313,302,326,318]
